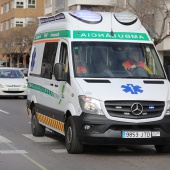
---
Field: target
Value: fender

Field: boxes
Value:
[67,102,77,116]
[31,95,37,104]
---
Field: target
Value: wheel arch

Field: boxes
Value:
[30,95,37,115]
[64,103,77,124]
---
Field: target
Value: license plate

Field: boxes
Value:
[122,131,151,138]
[8,88,19,91]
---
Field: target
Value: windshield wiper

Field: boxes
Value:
[124,76,152,79]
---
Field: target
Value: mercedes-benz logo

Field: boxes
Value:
[131,103,143,115]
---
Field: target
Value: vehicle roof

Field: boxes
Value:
[37,11,143,32]
[34,10,151,44]
[0,67,21,70]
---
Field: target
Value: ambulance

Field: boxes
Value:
[27,10,170,154]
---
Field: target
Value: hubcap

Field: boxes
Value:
[67,126,73,144]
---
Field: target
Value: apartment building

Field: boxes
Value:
[0,0,44,67]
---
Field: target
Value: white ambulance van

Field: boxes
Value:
[27,10,170,154]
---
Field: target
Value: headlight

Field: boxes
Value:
[78,95,104,115]
[24,83,27,88]
[0,84,4,88]
[166,100,170,115]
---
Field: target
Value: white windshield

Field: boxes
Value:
[72,42,165,79]
[0,69,24,78]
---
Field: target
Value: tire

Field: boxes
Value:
[65,116,83,154]
[155,145,170,153]
[31,107,45,137]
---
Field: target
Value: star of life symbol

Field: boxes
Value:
[121,84,143,94]
[31,47,36,71]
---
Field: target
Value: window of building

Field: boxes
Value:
[1,23,3,31]
[1,6,3,14]
[16,21,23,27]
[6,3,9,12]
[16,1,24,8]
[41,42,58,79]
[28,0,36,8]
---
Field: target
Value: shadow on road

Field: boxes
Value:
[43,130,170,156]
[82,145,170,156]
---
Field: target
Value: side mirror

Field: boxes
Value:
[54,63,66,81]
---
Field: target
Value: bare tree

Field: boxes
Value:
[16,22,38,67]
[126,0,170,45]
[0,30,20,67]
[0,20,38,67]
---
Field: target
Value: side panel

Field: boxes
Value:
[27,43,44,108]
[29,44,44,75]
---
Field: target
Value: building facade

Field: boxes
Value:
[44,0,127,16]
[0,0,44,67]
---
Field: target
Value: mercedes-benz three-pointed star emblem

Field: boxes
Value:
[131,103,143,115]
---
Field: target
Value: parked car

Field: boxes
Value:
[0,67,27,98]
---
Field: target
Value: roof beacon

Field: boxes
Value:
[69,10,102,24]
[114,11,138,25]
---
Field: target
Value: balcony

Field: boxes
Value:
[68,0,117,7]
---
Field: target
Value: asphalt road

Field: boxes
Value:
[0,97,170,170]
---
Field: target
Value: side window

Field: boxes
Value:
[59,42,69,82]
[41,42,58,79]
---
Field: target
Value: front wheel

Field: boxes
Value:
[65,117,83,154]
[31,107,45,137]
[155,145,170,153]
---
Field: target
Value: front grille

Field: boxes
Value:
[5,85,21,87]
[3,91,24,93]
[105,101,165,119]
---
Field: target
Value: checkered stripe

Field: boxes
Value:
[36,112,64,132]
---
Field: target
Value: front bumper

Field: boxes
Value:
[73,113,170,145]
[0,87,27,96]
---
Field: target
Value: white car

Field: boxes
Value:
[0,67,27,98]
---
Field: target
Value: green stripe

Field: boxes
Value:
[62,85,65,93]
[73,31,150,41]
[58,99,62,104]
[28,82,59,99]
[34,30,71,41]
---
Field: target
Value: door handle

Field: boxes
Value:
[55,84,58,87]
[50,84,53,86]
